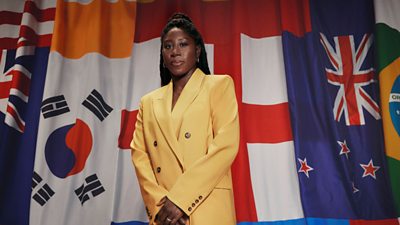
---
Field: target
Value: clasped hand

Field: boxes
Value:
[156,197,188,225]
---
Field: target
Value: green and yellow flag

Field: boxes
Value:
[374,0,400,216]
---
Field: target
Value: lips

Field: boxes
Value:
[171,60,183,66]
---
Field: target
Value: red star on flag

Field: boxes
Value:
[337,140,350,159]
[298,158,314,178]
[360,159,380,179]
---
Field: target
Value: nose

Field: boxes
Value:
[171,45,180,56]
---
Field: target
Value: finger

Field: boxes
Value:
[164,211,178,224]
[173,215,186,225]
[164,210,177,224]
[170,211,183,225]
[157,197,167,206]
[165,207,180,221]
[161,207,176,224]
[164,216,173,225]
[156,208,167,224]
[178,217,187,225]
[164,199,185,225]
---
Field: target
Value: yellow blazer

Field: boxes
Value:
[131,68,239,225]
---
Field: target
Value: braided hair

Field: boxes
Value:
[159,13,210,86]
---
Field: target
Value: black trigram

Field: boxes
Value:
[82,89,113,121]
[41,95,70,119]
[75,174,105,205]
[31,172,55,206]
[32,171,42,189]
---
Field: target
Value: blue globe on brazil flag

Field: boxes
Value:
[389,75,400,137]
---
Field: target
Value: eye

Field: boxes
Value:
[163,43,172,50]
[179,42,188,47]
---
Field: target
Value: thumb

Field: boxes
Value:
[156,196,167,206]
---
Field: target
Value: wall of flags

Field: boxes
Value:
[0,0,399,225]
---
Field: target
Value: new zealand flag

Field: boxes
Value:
[282,0,397,222]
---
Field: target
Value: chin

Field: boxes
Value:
[167,65,196,78]
[169,70,189,77]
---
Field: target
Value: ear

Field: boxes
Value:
[196,45,201,59]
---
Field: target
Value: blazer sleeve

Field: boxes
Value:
[131,99,168,224]
[166,75,240,215]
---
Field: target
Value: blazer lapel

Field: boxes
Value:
[171,68,205,122]
[153,83,184,165]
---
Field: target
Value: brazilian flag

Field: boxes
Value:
[375,0,400,216]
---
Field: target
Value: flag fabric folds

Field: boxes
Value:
[0,0,399,225]
[28,1,148,225]
[374,0,400,217]
[283,0,398,222]
[0,1,55,224]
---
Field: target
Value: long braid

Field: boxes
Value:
[197,40,210,75]
[160,13,210,86]
[159,51,170,86]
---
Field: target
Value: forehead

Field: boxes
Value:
[163,27,193,42]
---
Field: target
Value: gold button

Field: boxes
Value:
[153,141,157,147]
[195,199,199,203]
[185,132,191,139]
[188,207,192,211]
[192,203,195,207]
[199,195,203,200]
[156,167,161,173]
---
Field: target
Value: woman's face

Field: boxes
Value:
[162,27,200,78]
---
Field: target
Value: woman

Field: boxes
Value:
[130,13,239,225]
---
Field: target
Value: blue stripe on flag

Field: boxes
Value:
[238,218,306,225]
[238,218,350,225]
[306,218,349,225]
[111,221,148,225]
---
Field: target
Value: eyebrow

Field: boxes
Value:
[163,37,190,42]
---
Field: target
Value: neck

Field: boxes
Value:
[172,67,196,92]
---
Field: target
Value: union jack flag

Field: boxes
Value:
[0,48,34,133]
[320,33,381,126]
[0,0,53,133]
